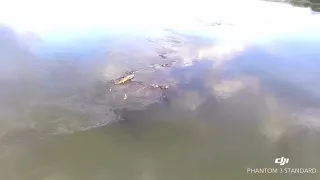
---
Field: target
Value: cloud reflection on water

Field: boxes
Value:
[1,3,320,176]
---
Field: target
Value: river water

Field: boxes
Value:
[1,0,320,180]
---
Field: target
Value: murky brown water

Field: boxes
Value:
[1,0,320,180]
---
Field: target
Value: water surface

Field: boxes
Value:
[1,0,320,179]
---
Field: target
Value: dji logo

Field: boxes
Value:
[275,157,289,165]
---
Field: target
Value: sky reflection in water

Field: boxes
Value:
[1,0,320,180]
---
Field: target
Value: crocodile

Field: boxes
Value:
[114,74,135,85]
